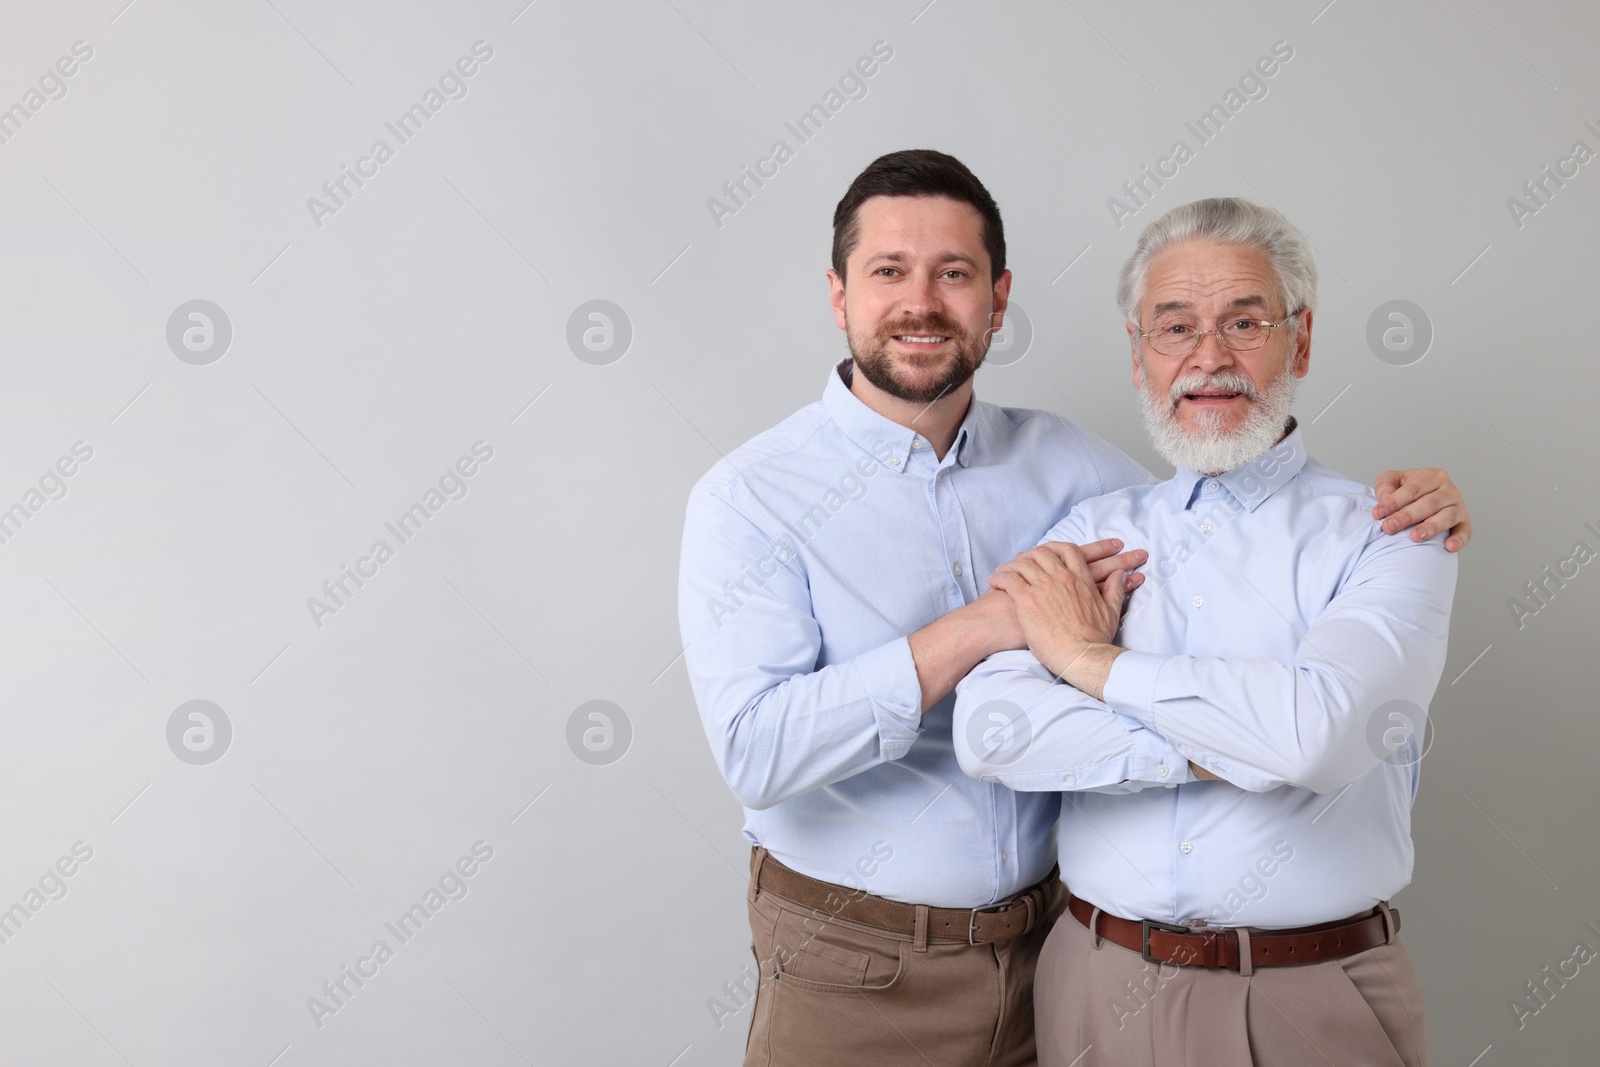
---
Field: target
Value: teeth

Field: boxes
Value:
[896,335,948,344]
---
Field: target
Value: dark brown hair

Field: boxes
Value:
[831,149,1005,283]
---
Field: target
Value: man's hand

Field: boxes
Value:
[907,539,1146,713]
[988,541,1132,692]
[1374,468,1471,552]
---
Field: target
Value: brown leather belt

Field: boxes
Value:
[1068,893,1398,972]
[753,849,1056,945]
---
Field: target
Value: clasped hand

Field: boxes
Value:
[988,539,1143,681]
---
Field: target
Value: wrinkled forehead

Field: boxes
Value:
[1142,240,1282,318]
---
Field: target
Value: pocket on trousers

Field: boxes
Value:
[1337,942,1428,1067]
[767,903,907,994]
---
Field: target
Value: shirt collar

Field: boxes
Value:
[1173,418,1307,511]
[822,358,982,471]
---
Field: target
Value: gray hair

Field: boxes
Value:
[1116,197,1318,329]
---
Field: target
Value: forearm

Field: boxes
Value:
[680,489,926,809]
[1066,534,1455,793]
[1049,641,1125,702]
[1103,648,1438,793]
[908,600,1007,712]
[952,650,1191,790]
[694,637,923,810]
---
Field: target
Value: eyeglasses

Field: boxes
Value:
[1135,313,1298,357]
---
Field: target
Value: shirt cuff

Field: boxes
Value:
[1103,650,1169,729]
[854,637,923,760]
[1127,724,1192,788]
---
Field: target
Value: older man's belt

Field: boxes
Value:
[1068,893,1398,972]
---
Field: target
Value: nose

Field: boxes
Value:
[898,270,944,318]
[1188,329,1236,374]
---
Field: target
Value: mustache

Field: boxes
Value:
[1168,370,1259,405]
[876,315,965,339]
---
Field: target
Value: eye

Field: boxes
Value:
[874,267,900,277]
[941,269,966,280]
[1160,323,1192,336]
[1225,318,1264,335]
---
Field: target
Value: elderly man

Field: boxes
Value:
[952,197,1454,1066]
[680,154,1466,1067]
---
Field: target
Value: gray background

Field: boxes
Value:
[0,0,1594,1064]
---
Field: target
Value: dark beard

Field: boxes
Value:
[848,313,988,404]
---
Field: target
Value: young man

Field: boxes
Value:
[678,151,1468,1067]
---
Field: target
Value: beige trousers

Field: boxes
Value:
[1034,907,1429,1067]
[743,848,1068,1067]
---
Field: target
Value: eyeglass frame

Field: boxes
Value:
[1134,311,1302,357]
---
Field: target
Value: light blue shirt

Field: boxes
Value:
[952,424,1458,928]
[677,360,1179,907]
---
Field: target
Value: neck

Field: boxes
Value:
[849,367,972,460]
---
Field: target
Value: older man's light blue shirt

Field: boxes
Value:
[677,360,1186,907]
[953,424,1457,928]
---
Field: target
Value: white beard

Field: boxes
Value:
[1140,360,1299,475]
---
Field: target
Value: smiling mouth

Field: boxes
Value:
[1182,391,1245,404]
[892,334,951,346]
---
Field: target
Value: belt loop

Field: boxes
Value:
[1236,927,1254,977]
[1089,906,1103,950]
[749,847,768,904]
[1377,900,1396,945]
[913,905,929,953]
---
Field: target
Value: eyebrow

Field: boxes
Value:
[1151,295,1272,317]
[863,250,982,270]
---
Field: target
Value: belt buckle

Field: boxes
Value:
[1140,918,1198,964]
[969,900,1013,945]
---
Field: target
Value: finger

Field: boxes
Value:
[1036,543,1098,578]
[1026,545,1074,577]
[1445,518,1472,553]
[1050,543,1096,586]
[1006,557,1052,587]
[1412,506,1461,543]
[1086,548,1149,583]
[1372,468,1442,518]
[989,571,1018,592]
[1099,569,1128,618]
[1069,538,1125,565]
[1372,469,1425,516]
[1383,496,1458,537]
[1097,570,1143,609]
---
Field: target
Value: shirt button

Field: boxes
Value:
[953,563,964,577]
[1001,850,1008,862]
[892,455,901,465]
[1191,595,1204,608]
[1065,775,1076,786]
[1200,521,1213,533]
[912,437,925,449]
[1179,841,1193,854]
[1207,480,1220,492]
[1157,764,1168,778]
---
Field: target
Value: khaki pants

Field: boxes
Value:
[1035,906,1429,1067]
[743,848,1068,1067]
